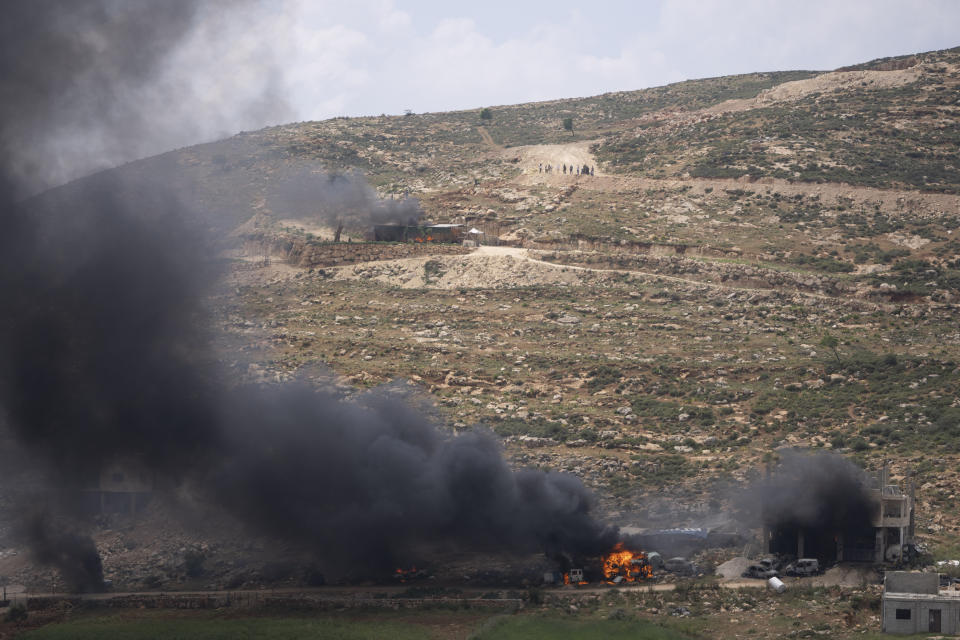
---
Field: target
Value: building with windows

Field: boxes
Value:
[882,571,960,634]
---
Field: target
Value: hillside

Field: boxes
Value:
[210,47,958,552]
[4,46,960,634]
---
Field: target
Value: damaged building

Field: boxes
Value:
[373,223,465,243]
[767,465,914,564]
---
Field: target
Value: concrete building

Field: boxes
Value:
[768,465,914,564]
[874,472,913,563]
[882,571,960,634]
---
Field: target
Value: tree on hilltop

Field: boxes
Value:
[562,117,574,136]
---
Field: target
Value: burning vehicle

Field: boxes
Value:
[393,566,430,583]
[563,568,586,585]
[603,543,653,584]
[547,543,655,586]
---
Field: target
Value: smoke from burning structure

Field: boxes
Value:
[267,167,422,238]
[0,1,617,590]
[753,451,878,563]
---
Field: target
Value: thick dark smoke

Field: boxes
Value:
[757,450,875,533]
[215,383,616,574]
[0,174,219,480]
[22,516,105,593]
[0,1,617,589]
[267,167,421,229]
[0,0,229,589]
[0,0,292,198]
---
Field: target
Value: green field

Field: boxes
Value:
[472,614,698,639]
[20,612,439,640]
[16,610,698,640]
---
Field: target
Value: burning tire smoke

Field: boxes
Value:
[0,1,618,590]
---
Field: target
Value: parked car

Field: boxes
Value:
[939,574,960,588]
[742,563,778,579]
[784,558,821,577]
[664,557,696,576]
[646,551,665,572]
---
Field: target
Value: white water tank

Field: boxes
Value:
[768,576,786,593]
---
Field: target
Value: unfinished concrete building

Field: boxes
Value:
[882,571,960,634]
[768,465,914,564]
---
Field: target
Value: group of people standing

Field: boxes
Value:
[538,163,594,176]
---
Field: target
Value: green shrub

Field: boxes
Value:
[184,549,206,578]
[4,603,27,623]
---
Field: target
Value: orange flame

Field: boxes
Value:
[393,566,420,582]
[602,542,653,583]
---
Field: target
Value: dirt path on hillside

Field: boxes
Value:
[477,126,500,150]
[334,245,867,305]
[519,250,850,302]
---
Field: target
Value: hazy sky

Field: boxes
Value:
[10,0,959,191]
[266,0,960,119]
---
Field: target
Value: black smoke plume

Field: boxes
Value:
[214,383,617,574]
[0,0,293,198]
[0,0,230,589]
[22,516,105,593]
[267,167,421,233]
[743,450,878,561]
[0,1,617,588]
[758,450,875,533]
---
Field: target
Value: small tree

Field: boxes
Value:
[820,333,840,361]
[479,107,492,121]
[562,117,574,135]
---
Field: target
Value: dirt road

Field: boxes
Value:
[509,141,600,178]
[476,246,862,305]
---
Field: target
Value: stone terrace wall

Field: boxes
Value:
[243,233,471,268]
[521,236,742,259]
